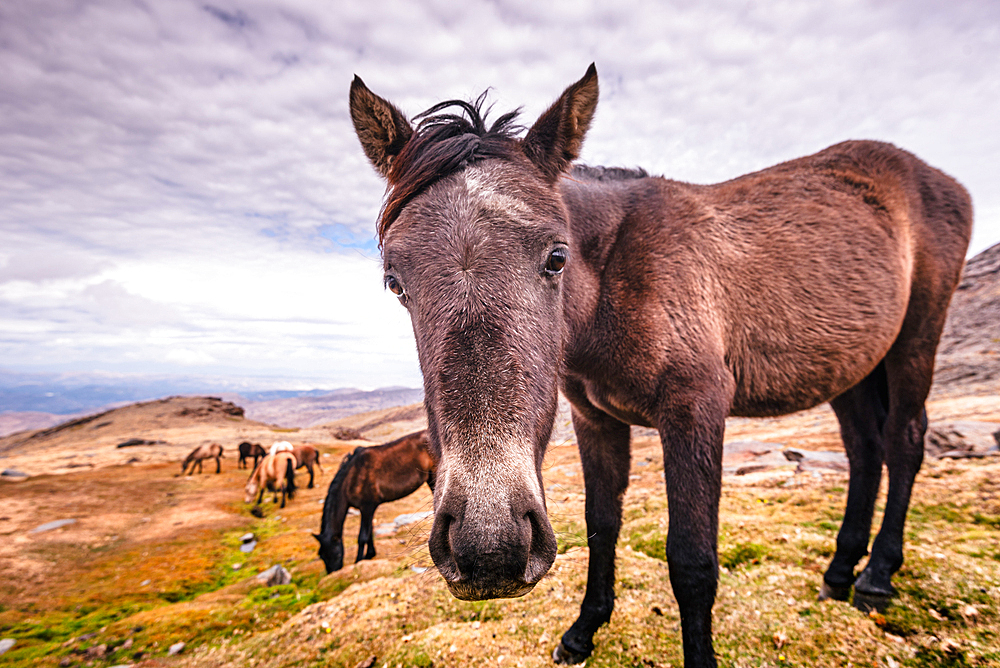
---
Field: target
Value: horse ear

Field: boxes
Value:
[349,75,413,180]
[522,63,599,183]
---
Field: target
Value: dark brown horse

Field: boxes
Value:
[181,443,224,475]
[237,441,265,469]
[349,65,973,667]
[313,430,435,573]
[291,444,324,488]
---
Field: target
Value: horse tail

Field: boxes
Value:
[285,456,296,500]
[319,449,361,536]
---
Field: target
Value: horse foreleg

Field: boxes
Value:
[216,456,221,474]
[554,406,631,665]
[659,386,729,668]
[307,463,315,489]
[357,505,375,562]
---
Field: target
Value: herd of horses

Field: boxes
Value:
[178,431,436,568]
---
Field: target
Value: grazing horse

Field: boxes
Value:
[313,430,435,573]
[181,443,224,475]
[348,65,972,666]
[237,441,265,469]
[291,444,323,488]
[244,451,297,508]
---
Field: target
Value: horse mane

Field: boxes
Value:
[570,164,648,182]
[320,448,363,536]
[379,92,524,246]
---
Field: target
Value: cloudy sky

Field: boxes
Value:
[1,0,998,392]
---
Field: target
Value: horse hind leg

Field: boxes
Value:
[216,456,221,474]
[307,463,315,489]
[852,301,945,611]
[821,363,888,601]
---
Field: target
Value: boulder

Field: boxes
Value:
[0,639,15,655]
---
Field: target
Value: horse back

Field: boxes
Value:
[563,141,972,419]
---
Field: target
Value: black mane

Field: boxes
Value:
[379,93,524,245]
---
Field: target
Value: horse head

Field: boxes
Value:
[313,533,344,574]
[350,66,598,599]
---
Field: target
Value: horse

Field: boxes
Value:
[181,443,224,475]
[348,64,972,667]
[291,444,323,488]
[244,451,297,508]
[313,430,435,574]
[237,441,266,469]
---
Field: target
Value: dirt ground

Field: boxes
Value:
[1,394,999,668]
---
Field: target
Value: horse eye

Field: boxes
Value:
[544,247,568,275]
[385,275,404,297]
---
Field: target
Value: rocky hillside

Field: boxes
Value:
[934,241,1000,396]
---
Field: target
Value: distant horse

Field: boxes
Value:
[349,65,972,666]
[244,451,297,508]
[314,431,435,573]
[291,444,324,488]
[237,441,265,469]
[181,443,224,475]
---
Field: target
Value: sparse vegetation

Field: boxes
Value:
[1,398,999,667]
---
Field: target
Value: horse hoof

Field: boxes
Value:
[818,582,852,602]
[552,641,590,665]
[853,590,892,613]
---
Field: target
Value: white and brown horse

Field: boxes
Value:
[244,451,297,508]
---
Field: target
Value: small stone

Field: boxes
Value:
[31,519,78,533]
[59,657,72,667]
[240,540,256,553]
[168,641,185,655]
[240,533,255,543]
[353,656,376,668]
[119,638,133,651]
[85,644,107,658]
[0,639,15,655]
[232,563,243,570]
[256,564,292,587]
[140,579,151,586]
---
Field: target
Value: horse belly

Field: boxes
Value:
[727,304,905,417]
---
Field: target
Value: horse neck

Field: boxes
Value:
[319,456,355,540]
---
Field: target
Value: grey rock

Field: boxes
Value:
[31,518,77,533]
[1,469,28,478]
[0,639,15,655]
[240,540,256,553]
[926,421,1000,459]
[168,641,185,655]
[783,448,849,472]
[393,511,432,529]
[256,564,292,587]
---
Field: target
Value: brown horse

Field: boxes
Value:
[181,443,224,475]
[238,441,265,469]
[313,430,435,573]
[349,65,973,666]
[244,451,297,508]
[291,444,324,488]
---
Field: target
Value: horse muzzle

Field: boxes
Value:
[428,488,557,601]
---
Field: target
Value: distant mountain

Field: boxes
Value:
[228,387,425,428]
[0,370,423,437]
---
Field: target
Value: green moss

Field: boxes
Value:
[720,542,767,569]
